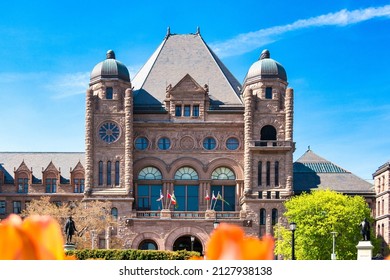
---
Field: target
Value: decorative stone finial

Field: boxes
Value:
[196,26,200,35]
[166,27,171,37]
[106,50,115,59]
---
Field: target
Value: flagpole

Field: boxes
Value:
[164,190,168,210]
[206,189,209,210]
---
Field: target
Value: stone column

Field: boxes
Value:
[285,88,294,193]
[124,88,133,194]
[84,88,94,194]
[243,88,253,194]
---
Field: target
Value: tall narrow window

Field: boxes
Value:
[272,208,278,225]
[193,105,199,117]
[13,201,21,214]
[18,178,28,193]
[275,161,279,186]
[0,201,6,214]
[111,207,118,220]
[184,105,191,116]
[106,87,113,99]
[45,178,57,193]
[107,161,112,186]
[115,161,120,185]
[74,179,85,193]
[265,87,272,99]
[266,161,271,186]
[175,105,182,116]
[98,161,103,186]
[260,208,266,225]
[257,161,262,186]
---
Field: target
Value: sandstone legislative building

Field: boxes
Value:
[1,30,380,254]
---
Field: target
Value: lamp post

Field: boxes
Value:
[331,232,337,260]
[190,236,195,251]
[213,217,220,229]
[289,222,297,260]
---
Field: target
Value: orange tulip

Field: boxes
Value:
[0,214,72,260]
[191,223,274,260]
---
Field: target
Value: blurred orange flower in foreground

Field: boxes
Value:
[192,223,274,260]
[0,214,72,260]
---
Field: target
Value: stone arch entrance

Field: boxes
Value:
[173,235,203,254]
[165,226,209,255]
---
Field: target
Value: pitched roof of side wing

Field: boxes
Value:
[0,152,85,184]
[293,149,374,195]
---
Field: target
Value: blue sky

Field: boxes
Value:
[1,0,390,182]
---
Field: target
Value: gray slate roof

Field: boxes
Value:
[0,152,85,184]
[293,149,373,194]
[132,33,243,108]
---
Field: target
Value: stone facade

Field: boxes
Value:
[373,163,390,255]
[0,31,382,255]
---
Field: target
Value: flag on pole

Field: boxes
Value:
[217,191,230,206]
[211,191,217,210]
[205,191,210,210]
[168,192,178,209]
[156,190,164,201]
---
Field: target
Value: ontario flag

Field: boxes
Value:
[168,192,178,208]
[205,192,210,201]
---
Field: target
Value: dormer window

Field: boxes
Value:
[193,105,199,117]
[17,178,28,193]
[184,105,191,116]
[174,104,200,118]
[175,105,182,116]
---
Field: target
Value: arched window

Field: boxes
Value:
[174,167,198,180]
[275,161,279,186]
[138,167,162,180]
[260,208,266,225]
[258,161,262,185]
[261,125,277,140]
[111,207,118,220]
[139,240,158,250]
[211,167,236,180]
[98,161,103,185]
[266,161,271,186]
[272,208,278,225]
[107,161,112,186]
[115,161,120,185]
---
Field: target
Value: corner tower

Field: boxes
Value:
[241,49,294,235]
[84,50,134,212]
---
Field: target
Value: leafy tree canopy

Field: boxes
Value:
[274,189,379,260]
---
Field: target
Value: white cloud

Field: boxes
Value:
[46,72,90,99]
[211,5,390,58]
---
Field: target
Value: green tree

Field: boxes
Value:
[274,189,379,260]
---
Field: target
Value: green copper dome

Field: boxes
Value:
[90,50,130,84]
[244,49,287,83]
